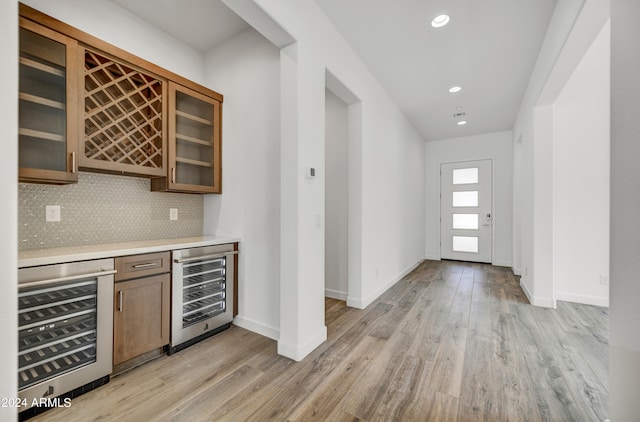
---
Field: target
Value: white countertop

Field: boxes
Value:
[18,236,241,268]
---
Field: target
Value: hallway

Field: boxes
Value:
[32,260,608,421]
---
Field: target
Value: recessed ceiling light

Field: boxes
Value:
[431,14,450,28]
[449,86,462,93]
[457,120,467,126]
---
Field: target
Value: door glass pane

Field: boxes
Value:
[452,191,478,207]
[452,236,478,253]
[453,214,479,229]
[452,167,478,184]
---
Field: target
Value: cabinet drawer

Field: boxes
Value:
[115,252,170,281]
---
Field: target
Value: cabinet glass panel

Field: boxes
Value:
[19,28,67,172]
[174,91,215,187]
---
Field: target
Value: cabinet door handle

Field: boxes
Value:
[118,290,123,312]
[71,152,76,173]
[171,167,175,184]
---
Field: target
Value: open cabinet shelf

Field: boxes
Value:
[176,133,213,147]
[175,157,213,168]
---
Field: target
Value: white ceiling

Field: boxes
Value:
[314,0,558,141]
[112,0,249,53]
[111,0,557,141]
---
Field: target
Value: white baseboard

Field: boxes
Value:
[277,325,327,362]
[233,315,279,340]
[325,288,348,301]
[492,260,512,267]
[348,259,423,310]
[425,255,441,261]
[520,279,555,308]
[512,267,522,276]
[555,292,609,308]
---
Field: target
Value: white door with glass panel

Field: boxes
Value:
[440,160,492,263]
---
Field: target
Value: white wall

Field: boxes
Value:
[0,1,18,419]
[202,28,281,340]
[225,0,426,359]
[611,1,640,417]
[513,0,609,307]
[22,0,204,84]
[324,89,349,300]
[21,0,423,362]
[425,131,513,267]
[552,21,610,307]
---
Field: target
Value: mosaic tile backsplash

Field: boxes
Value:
[19,172,203,250]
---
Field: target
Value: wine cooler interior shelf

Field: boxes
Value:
[181,258,227,328]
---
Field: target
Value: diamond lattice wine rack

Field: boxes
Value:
[82,49,166,176]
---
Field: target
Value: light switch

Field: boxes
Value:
[306,167,316,179]
[170,208,178,220]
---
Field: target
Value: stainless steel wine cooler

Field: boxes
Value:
[18,258,115,414]
[170,244,236,353]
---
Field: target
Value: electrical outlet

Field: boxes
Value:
[599,274,609,285]
[46,205,61,222]
[170,208,178,221]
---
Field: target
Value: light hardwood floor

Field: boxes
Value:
[30,260,608,421]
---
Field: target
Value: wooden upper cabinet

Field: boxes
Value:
[80,48,167,177]
[19,4,223,192]
[151,82,222,194]
[18,18,81,184]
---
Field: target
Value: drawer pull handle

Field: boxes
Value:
[132,262,157,269]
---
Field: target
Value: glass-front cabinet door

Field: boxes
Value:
[155,82,221,193]
[18,18,80,184]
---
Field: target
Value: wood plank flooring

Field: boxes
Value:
[30,260,608,421]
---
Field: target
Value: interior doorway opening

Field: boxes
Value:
[324,88,349,303]
[324,70,361,331]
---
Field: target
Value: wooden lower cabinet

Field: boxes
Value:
[113,273,170,366]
